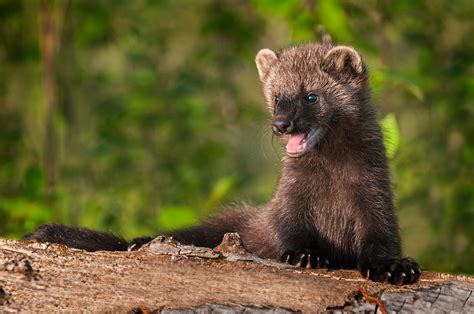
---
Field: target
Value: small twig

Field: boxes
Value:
[357,286,388,314]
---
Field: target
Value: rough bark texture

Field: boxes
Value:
[0,234,473,313]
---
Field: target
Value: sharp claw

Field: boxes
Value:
[306,253,312,269]
[295,254,304,267]
[365,269,370,279]
[386,271,392,278]
[281,250,325,269]
[410,269,415,275]
[401,272,406,278]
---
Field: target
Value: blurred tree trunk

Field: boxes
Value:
[38,0,68,195]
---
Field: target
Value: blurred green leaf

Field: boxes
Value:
[204,176,236,213]
[381,113,401,159]
[157,206,198,230]
[317,0,351,42]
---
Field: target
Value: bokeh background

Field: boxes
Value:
[0,0,472,274]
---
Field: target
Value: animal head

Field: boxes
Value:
[255,43,369,157]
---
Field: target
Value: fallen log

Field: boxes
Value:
[0,234,473,313]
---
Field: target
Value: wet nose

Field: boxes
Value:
[272,119,293,135]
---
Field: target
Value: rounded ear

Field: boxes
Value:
[255,48,278,83]
[321,46,365,82]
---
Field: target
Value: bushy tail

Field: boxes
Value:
[23,223,130,252]
[24,207,252,252]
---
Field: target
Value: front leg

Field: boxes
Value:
[272,208,329,269]
[275,225,329,269]
[356,219,422,285]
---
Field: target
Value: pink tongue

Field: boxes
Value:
[286,134,306,154]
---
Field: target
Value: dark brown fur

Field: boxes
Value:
[24,43,421,284]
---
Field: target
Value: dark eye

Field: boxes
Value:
[275,95,280,103]
[306,94,319,103]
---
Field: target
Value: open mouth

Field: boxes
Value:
[285,127,326,158]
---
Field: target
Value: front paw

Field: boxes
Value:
[359,257,421,285]
[281,250,329,269]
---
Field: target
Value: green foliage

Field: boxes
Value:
[381,114,401,159]
[0,197,52,237]
[0,0,472,275]
[23,165,45,199]
[0,164,52,237]
[157,206,198,231]
[204,176,237,213]
[317,0,350,42]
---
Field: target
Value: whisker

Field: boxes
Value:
[256,117,282,161]
[270,133,281,159]
[257,120,275,161]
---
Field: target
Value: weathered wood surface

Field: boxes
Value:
[0,235,473,313]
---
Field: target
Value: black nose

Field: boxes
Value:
[272,119,293,135]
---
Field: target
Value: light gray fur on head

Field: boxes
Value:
[255,43,368,116]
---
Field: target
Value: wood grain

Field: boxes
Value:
[0,237,472,313]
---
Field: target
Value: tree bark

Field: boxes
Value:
[0,234,473,313]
